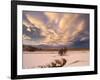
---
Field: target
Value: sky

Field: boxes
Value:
[22,11,89,48]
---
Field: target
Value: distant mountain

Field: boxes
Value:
[23,40,89,51]
[34,44,67,49]
[23,44,89,52]
[23,45,40,51]
[23,44,67,51]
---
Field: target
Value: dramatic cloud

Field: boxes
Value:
[71,20,85,38]
[25,14,48,32]
[23,11,89,47]
[25,13,59,45]
[44,12,60,24]
[59,14,79,33]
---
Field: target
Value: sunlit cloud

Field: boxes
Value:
[44,12,60,24]
[23,20,31,28]
[23,34,32,40]
[59,14,79,33]
[23,20,33,32]
[26,14,48,32]
[23,12,88,46]
[71,20,85,38]
[80,36,89,41]
[25,13,59,45]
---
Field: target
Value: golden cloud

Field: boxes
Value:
[23,20,31,28]
[72,20,85,37]
[24,13,86,46]
[26,14,48,32]
[44,12,60,24]
[59,14,79,33]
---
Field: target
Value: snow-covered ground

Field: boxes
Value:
[23,50,89,69]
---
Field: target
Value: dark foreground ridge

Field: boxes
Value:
[23,45,89,52]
